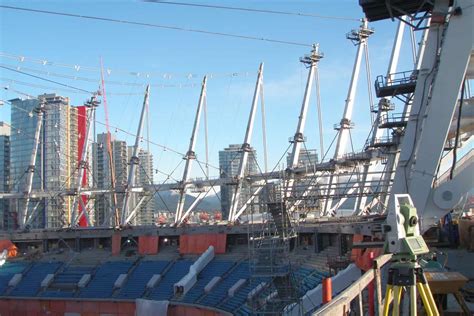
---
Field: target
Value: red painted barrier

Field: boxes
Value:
[138,235,159,255]
[351,234,383,271]
[322,277,332,304]
[179,233,226,254]
[169,305,224,316]
[0,299,225,316]
[112,233,121,256]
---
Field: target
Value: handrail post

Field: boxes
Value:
[374,255,384,316]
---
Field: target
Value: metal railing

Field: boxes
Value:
[375,70,418,97]
[313,254,392,315]
[379,112,409,128]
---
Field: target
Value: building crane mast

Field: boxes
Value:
[100,58,120,227]
[70,95,99,226]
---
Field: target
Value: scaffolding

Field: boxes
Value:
[247,183,300,315]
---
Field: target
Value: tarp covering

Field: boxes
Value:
[283,263,361,315]
[174,246,214,295]
[0,240,17,258]
[138,235,159,255]
[136,299,168,316]
[179,233,226,254]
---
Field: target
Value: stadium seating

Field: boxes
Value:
[293,267,328,295]
[116,260,169,299]
[9,262,62,297]
[0,258,328,314]
[181,260,234,304]
[0,261,28,295]
[78,261,133,298]
[199,261,250,307]
[39,265,95,298]
[148,259,193,301]
[218,276,269,312]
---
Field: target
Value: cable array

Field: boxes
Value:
[0,5,313,47]
[0,52,253,80]
[144,0,361,21]
[0,63,201,89]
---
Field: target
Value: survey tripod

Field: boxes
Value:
[382,195,439,316]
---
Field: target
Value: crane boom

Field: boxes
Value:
[100,58,120,227]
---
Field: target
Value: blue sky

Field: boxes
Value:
[0,0,417,181]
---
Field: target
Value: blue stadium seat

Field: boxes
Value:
[0,261,28,295]
[148,259,193,301]
[200,262,250,307]
[9,262,62,297]
[181,260,233,304]
[117,260,169,299]
[78,261,133,299]
[39,266,95,298]
[219,276,268,312]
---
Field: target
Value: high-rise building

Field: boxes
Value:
[219,144,258,219]
[287,148,319,169]
[0,122,11,230]
[10,94,78,229]
[92,133,128,226]
[127,147,155,225]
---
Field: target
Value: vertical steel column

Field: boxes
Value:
[389,1,472,231]
[228,63,264,221]
[354,18,406,214]
[20,98,45,228]
[323,20,372,216]
[377,19,431,212]
[288,45,321,171]
[333,19,372,159]
[315,64,325,157]
[203,95,210,178]
[175,76,207,224]
[260,84,269,173]
[121,85,150,225]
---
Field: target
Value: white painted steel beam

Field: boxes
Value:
[228,63,263,221]
[121,85,150,225]
[20,99,45,228]
[175,76,207,224]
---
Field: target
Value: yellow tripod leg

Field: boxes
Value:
[383,285,393,316]
[393,286,402,316]
[421,283,439,316]
[409,285,417,316]
[417,282,434,316]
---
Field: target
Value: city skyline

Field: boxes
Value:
[0,1,420,183]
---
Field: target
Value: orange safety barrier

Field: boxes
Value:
[138,235,159,255]
[351,234,383,271]
[112,233,121,256]
[179,233,226,254]
[0,240,17,258]
[322,277,332,303]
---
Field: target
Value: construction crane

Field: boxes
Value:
[100,58,120,227]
